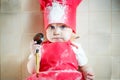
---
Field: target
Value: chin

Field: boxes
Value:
[50,40,64,42]
[50,38,64,42]
[53,40,64,42]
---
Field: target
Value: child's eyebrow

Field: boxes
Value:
[47,24,54,28]
[59,24,68,27]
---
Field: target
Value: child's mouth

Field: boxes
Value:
[52,38,63,41]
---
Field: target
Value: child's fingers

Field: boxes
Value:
[33,44,41,49]
[87,72,94,76]
[86,73,95,80]
[86,76,94,80]
[30,40,41,54]
[33,44,42,54]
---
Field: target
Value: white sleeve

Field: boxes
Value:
[71,42,88,66]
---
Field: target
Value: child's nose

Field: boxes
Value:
[53,27,61,35]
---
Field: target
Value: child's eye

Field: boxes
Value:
[50,26,55,29]
[60,25,66,29]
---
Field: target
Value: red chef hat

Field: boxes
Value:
[39,0,82,33]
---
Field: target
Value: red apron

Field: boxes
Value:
[27,41,83,80]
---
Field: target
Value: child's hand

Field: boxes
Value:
[79,66,95,80]
[30,40,42,55]
[84,68,94,80]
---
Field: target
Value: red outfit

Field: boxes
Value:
[27,41,84,80]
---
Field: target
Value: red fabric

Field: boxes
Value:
[38,0,82,33]
[27,41,83,80]
[40,41,78,71]
[39,0,82,10]
[27,71,82,80]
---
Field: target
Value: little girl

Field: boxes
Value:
[27,0,94,80]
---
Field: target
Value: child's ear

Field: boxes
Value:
[70,33,80,41]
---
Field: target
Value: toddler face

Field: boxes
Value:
[46,23,73,42]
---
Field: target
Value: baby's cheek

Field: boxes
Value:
[64,35,71,41]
